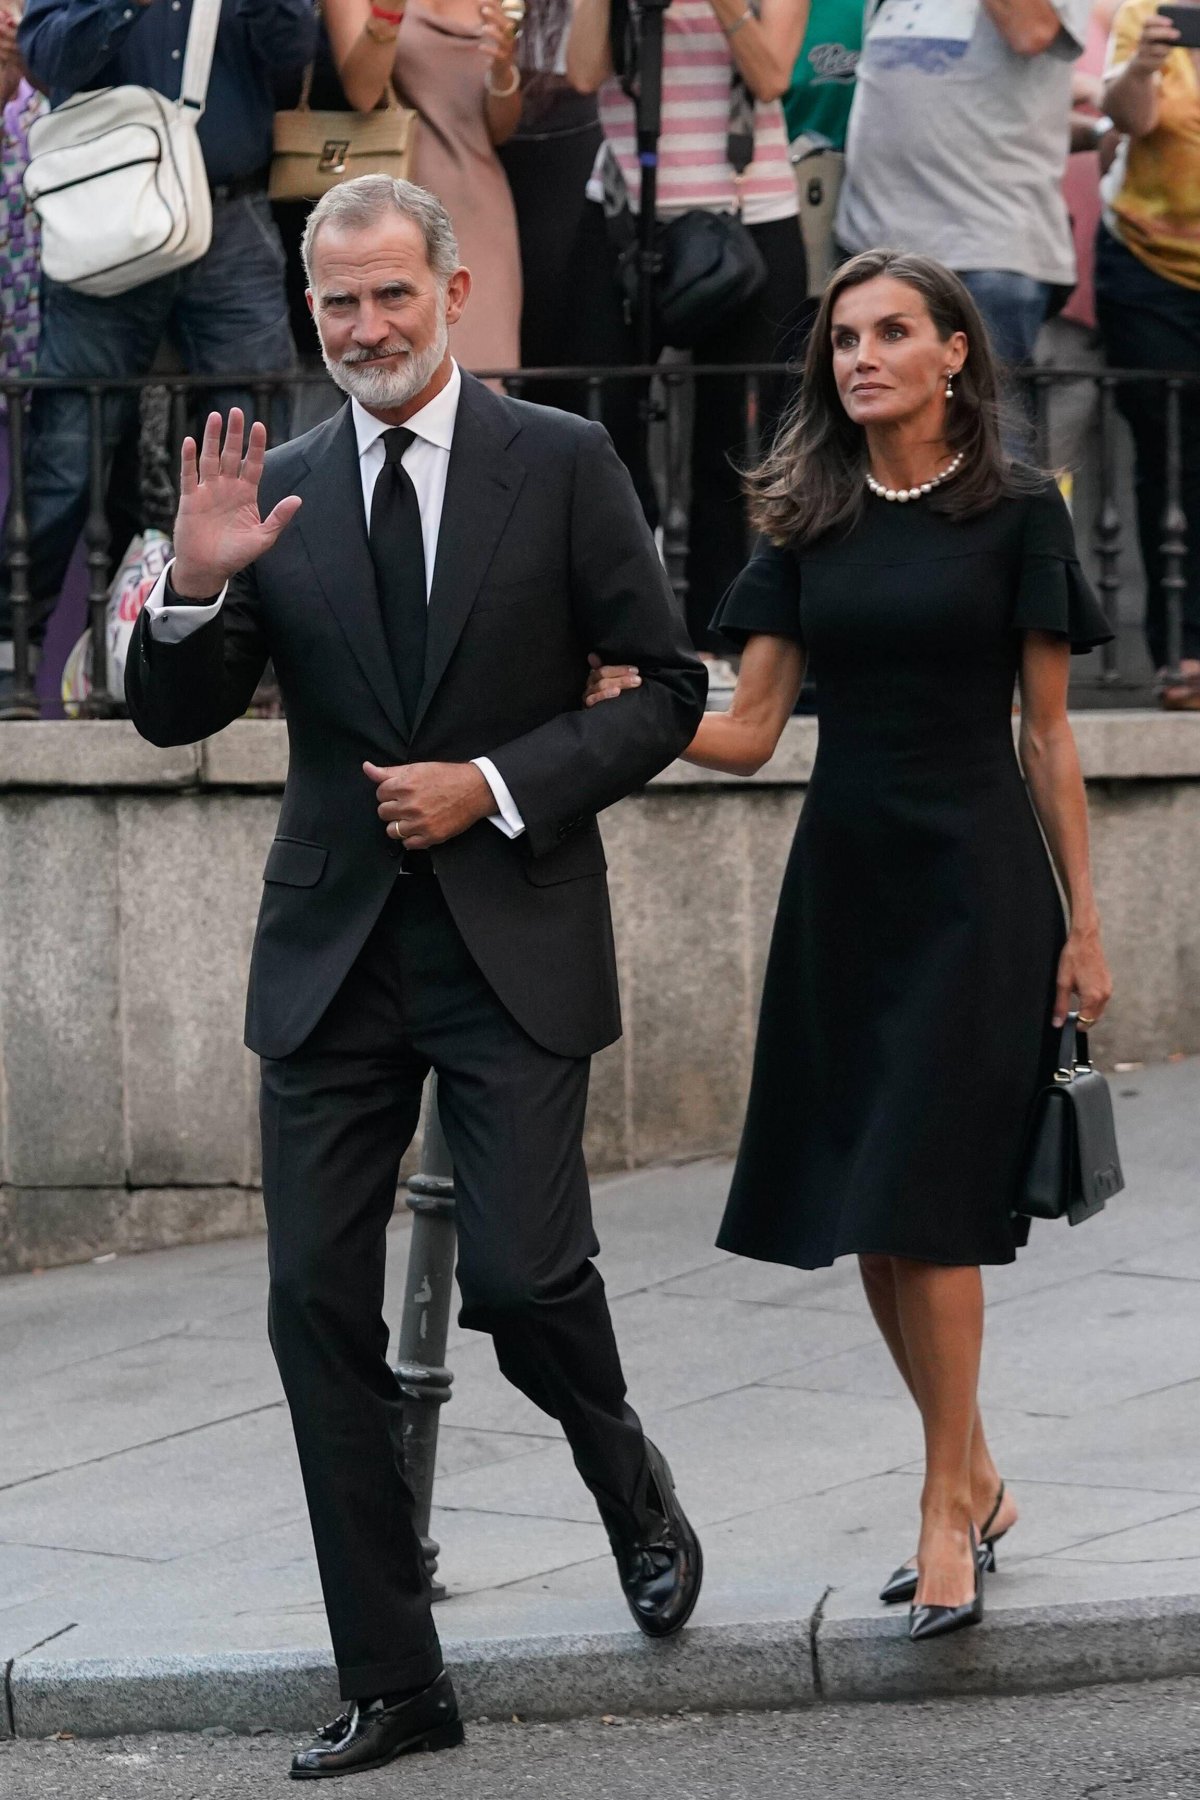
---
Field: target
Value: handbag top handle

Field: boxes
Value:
[1053,1011,1092,1084]
[180,0,224,115]
[291,3,404,115]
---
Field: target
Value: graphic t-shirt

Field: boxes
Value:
[835,0,1091,283]
[784,0,864,149]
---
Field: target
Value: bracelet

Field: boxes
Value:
[485,61,520,96]
[723,4,753,36]
[370,2,405,18]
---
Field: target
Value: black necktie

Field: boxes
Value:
[368,427,427,731]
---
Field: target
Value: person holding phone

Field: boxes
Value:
[1095,0,1200,706]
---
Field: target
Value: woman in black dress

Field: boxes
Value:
[588,249,1115,1641]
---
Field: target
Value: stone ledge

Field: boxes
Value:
[0,1186,265,1276]
[3,711,1198,791]
[10,1593,1200,1739]
[0,721,199,787]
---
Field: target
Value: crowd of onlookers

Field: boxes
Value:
[0,0,1196,714]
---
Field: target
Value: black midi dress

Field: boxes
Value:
[713,481,1113,1270]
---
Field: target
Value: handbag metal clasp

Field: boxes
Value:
[319,139,350,175]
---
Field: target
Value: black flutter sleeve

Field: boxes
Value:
[1012,484,1114,653]
[710,539,804,650]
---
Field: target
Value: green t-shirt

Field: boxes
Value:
[783,0,864,151]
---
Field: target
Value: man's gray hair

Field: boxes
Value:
[301,176,460,288]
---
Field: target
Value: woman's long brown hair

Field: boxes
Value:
[747,248,1042,546]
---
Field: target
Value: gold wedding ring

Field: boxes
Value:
[1077,1013,1097,1026]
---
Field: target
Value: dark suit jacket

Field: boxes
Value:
[126,373,707,1061]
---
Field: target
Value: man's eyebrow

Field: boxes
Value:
[318,290,354,306]
[376,279,417,297]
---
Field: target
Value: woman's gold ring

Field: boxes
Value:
[1077,1013,1097,1026]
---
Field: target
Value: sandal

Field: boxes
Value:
[1157,667,1200,711]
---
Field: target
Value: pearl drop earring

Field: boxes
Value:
[945,372,955,400]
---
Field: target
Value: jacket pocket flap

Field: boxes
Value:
[263,837,329,887]
[523,826,607,886]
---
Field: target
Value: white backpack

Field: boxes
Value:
[23,0,221,298]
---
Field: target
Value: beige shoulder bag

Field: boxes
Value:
[269,52,417,202]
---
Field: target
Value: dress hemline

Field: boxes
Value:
[714,1234,1021,1272]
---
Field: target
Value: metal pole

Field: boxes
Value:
[1161,379,1186,687]
[82,385,113,716]
[394,1075,457,1601]
[4,390,37,718]
[1093,377,1122,684]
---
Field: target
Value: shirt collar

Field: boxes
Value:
[351,359,462,460]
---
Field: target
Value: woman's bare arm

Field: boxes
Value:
[1104,10,1179,137]
[324,0,396,114]
[587,632,805,775]
[566,0,614,92]
[1017,631,1113,1025]
[706,0,810,103]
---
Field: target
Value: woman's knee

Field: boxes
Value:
[858,1251,895,1291]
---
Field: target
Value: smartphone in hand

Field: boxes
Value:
[1157,3,1200,48]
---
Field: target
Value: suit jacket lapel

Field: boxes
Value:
[411,374,525,737]
[293,403,409,742]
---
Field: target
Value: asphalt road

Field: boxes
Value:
[2,1680,1199,1799]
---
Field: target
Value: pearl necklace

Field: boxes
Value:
[865,451,964,503]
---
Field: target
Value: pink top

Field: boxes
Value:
[597,0,798,226]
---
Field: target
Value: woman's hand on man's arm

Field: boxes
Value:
[584,631,804,776]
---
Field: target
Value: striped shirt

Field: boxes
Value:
[597,0,799,225]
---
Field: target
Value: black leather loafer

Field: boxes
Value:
[611,1439,703,1639]
[289,1671,463,1779]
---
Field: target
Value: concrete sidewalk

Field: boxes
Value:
[2,1058,1200,1736]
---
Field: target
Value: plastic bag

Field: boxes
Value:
[61,529,173,716]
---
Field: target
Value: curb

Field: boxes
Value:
[8,1595,1200,1739]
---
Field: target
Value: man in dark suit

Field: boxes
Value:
[126,175,706,1780]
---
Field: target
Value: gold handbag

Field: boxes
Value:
[269,62,418,203]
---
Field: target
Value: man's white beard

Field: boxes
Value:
[321,309,449,410]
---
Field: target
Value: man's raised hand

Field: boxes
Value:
[171,409,302,599]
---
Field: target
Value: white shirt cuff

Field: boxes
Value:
[143,560,227,642]
[471,756,526,839]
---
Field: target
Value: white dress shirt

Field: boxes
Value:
[143,360,524,838]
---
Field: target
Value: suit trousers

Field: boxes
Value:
[260,872,650,1701]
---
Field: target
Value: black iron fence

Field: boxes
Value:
[1,361,1196,716]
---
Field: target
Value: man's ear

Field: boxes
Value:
[305,287,315,317]
[444,267,471,327]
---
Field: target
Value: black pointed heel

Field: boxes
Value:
[880,1480,1007,1605]
[879,1561,920,1606]
[908,1525,985,1643]
[979,1481,1009,1560]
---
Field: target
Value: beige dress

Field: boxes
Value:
[394,4,522,372]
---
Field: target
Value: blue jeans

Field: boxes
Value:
[1,191,296,644]
[1094,227,1200,670]
[956,269,1054,369]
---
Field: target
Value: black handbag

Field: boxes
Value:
[1017,1013,1125,1226]
[609,205,768,350]
[596,5,769,350]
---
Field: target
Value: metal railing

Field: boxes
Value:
[1,361,1196,715]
